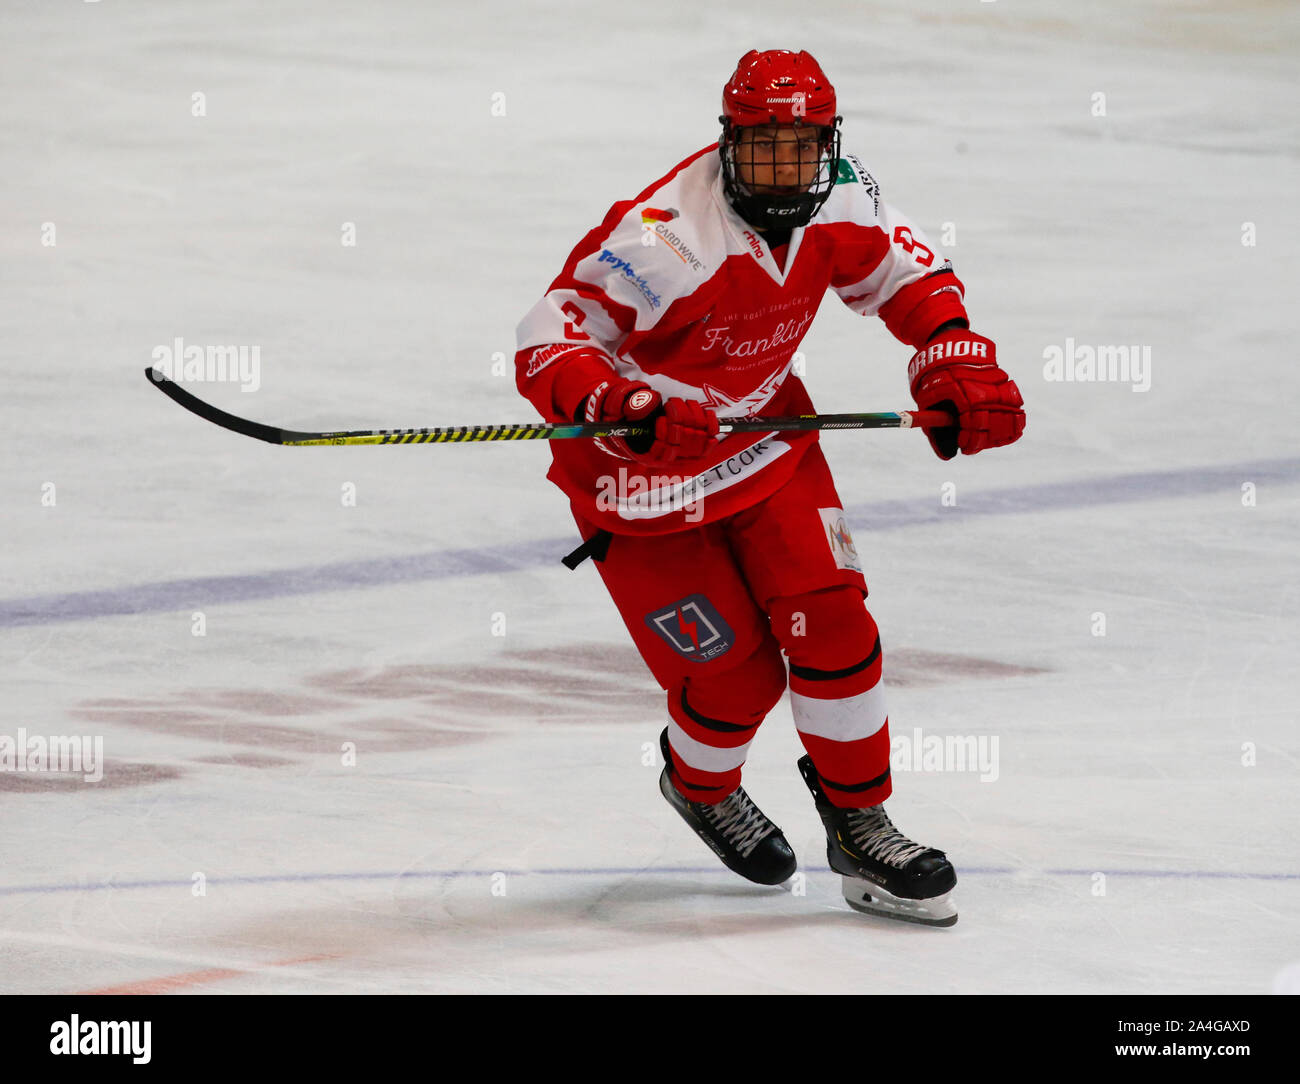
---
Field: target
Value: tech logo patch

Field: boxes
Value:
[819,508,863,573]
[645,595,735,663]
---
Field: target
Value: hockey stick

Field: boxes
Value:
[144,368,953,446]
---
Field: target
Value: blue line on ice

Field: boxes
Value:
[2,456,1296,628]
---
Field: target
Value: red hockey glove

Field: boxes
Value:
[584,379,719,465]
[653,398,720,461]
[908,329,1025,460]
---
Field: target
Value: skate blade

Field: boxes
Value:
[840,876,958,928]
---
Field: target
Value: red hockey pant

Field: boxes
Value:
[573,444,892,808]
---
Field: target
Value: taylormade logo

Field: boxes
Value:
[150,337,261,391]
[596,250,662,309]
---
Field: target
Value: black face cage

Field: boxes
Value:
[718,116,842,230]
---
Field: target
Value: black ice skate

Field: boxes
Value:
[798,755,958,927]
[659,729,797,886]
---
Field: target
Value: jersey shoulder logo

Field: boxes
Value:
[639,205,707,274]
[833,155,880,216]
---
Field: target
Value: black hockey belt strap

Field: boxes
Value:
[562,529,613,570]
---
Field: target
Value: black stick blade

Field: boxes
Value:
[144,368,290,445]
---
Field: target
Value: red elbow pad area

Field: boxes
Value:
[516,346,618,423]
[880,271,969,348]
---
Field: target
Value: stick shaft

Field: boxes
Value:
[145,369,952,446]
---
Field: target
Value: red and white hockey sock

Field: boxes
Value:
[772,588,893,808]
[663,637,786,804]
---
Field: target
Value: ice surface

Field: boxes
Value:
[1,0,1297,994]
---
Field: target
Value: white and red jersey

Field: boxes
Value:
[515,145,969,535]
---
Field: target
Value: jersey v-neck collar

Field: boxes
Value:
[710,171,806,288]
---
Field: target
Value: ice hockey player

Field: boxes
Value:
[514,49,1025,926]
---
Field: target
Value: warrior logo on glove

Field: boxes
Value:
[909,329,1025,461]
[583,378,721,466]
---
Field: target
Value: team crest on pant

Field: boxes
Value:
[645,595,735,663]
[819,508,863,573]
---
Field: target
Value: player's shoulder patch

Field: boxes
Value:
[635,204,710,276]
[586,235,669,312]
[578,151,721,321]
[832,154,881,215]
[582,202,709,319]
[623,152,719,276]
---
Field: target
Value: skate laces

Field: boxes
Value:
[846,806,931,868]
[701,788,775,858]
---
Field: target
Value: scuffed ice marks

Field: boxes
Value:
[26,643,1046,793]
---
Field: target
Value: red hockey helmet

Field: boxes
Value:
[722,49,838,126]
[719,50,842,229]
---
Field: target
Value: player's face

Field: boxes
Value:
[734,125,824,196]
